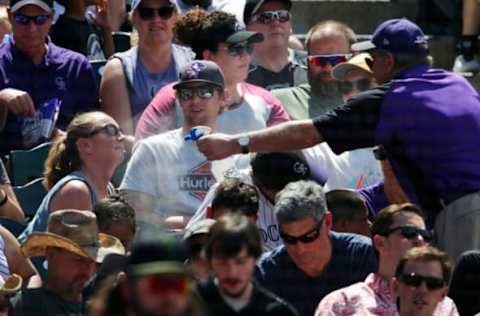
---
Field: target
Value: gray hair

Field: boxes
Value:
[274,180,327,224]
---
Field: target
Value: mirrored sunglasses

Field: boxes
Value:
[280,220,323,245]
[177,85,217,101]
[384,226,432,242]
[137,5,175,20]
[14,14,51,26]
[308,54,352,67]
[399,273,445,290]
[140,275,192,296]
[251,10,290,25]
[89,124,124,137]
[221,42,254,57]
[340,78,372,94]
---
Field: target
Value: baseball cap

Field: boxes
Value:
[251,151,311,191]
[127,237,188,277]
[332,53,373,81]
[10,0,53,13]
[173,60,225,90]
[244,0,292,25]
[351,18,428,55]
[183,219,216,241]
[131,0,175,11]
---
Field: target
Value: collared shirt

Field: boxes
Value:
[0,38,98,155]
[315,273,459,316]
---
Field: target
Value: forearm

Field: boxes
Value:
[102,28,115,58]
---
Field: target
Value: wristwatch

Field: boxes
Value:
[237,135,250,154]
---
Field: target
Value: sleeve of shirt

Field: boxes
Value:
[119,140,158,196]
[313,84,390,154]
[243,83,290,125]
[135,83,177,140]
[72,57,100,112]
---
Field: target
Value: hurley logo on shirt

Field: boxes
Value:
[178,161,215,200]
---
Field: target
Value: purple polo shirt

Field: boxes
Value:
[0,39,98,155]
[314,64,480,219]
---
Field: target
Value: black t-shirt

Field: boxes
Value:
[50,15,105,60]
[9,287,83,316]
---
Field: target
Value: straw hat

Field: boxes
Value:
[21,210,125,263]
[331,53,373,81]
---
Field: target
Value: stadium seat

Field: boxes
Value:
[90,59,107,89]
[10,142,52,186]
[113,31,131,53]
[13,178,46,220]
[0,217,26,238]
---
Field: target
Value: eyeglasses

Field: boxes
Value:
[339,78,372,93]
[89,124,124,137]
[384,226,432,242]
[137,5,175,20]
[177,85,217,102]
[280,220,323,245]
[308,54,352,67]
[398,273,445,290]
[220,42,254,57]
[14,14,51,26]
[250,10,291,25]
[139,275,192,296]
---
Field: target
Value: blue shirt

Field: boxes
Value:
[256,231,378,316]
[0,39,98,155]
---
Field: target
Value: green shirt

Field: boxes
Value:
[9,288,82,316]
[272,84,343,120]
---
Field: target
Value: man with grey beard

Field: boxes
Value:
[273,20,357,120]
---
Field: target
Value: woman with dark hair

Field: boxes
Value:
[18,111,125,241]
[135,9,290,140]
[448,250,480,316]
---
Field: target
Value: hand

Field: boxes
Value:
[0,88,35,117]
[88,0,112,30]
[196,133,240,161]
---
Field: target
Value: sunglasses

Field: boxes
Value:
[89,124,124,137]
[340,78,372,93]
[137,5,175,20]
[308,54,352,67]
[399,273,445,290]
[250,10,290,25]
[384,226,432,242]
[14,14,51,26]
[139,275,192,296]
[280,220,323,245]
[220,42,254,57]
[177,85,217,102]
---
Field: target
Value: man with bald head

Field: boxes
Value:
[273,20,356,120]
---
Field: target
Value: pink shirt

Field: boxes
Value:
[315,273,459,316]
[135,82,290,140]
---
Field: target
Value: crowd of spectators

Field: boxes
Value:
[0,0,479,315]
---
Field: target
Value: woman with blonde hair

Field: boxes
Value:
[18,111,125,241]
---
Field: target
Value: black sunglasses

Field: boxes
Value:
[137,5,175,20]
[280,220,323,245]
[250,10,290,25]
[308,54,352,67]
[177,85,217,102]
[220,42,254,57]
[89,124,123,137]
[399,273,445,290]
[14,14,51,26]
[339,78,372,94]
[384,226,432,242]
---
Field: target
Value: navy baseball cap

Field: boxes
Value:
[10,0,53,13]
[173,60,225,90]
[131,0,175,11]
[351,18,428,55]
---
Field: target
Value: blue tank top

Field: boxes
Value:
[18,171,97,242]
[113,44,194,127]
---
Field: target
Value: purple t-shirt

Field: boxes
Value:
[0,39,98,155]
[314,64,480,219]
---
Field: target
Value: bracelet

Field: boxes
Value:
[0,190,7,207]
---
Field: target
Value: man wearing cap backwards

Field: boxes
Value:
[198,18,480,261]
[315,203,458,316]
[243,0,308,91]
[10,209,124,316]
[199,213,300,316]
[0,0,99,156]
[256,180,377,316]
[121,60,244,230]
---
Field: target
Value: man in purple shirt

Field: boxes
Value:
[0,0,98,155]
[197,18,480,261]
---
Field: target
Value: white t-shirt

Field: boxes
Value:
[120,129,245,220]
